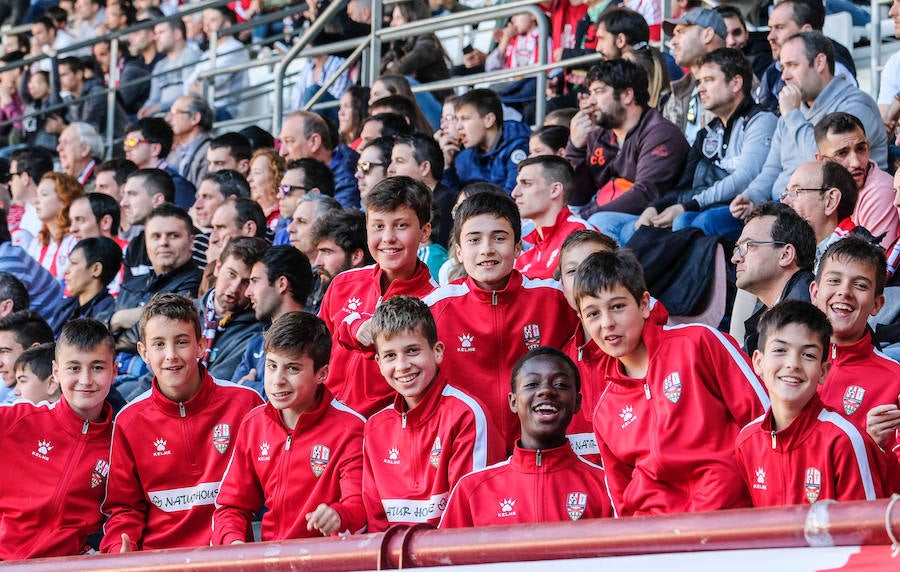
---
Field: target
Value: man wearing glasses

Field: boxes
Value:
[123,117,195,209]
[731,201,817,354]
[273,158,335,247]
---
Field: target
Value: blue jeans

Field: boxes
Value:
[673,206,744,241]
[587,212,640,246]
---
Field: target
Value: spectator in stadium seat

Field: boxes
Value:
[58,236,121,330]
[388,133,457,248]
[94,158,137,208]
[358,112,414,148]
[287,193,342,268]
[0,205,64,328]
[732,201,817,355]
[273,158,335,245]
[206,197,267,271]
[57,122,104,188]
[278,110,359,209]
[127,14,165,74]
[729,32,888,222]
[26,172,83,282]
[247,149,284,231]
[619,48,777,244]
[7,147,53,247]
[814,112,898,249]
[91,39,150,116]
[355,137,392,207]
[757,0,858,115]
[445,89,531,194]
[310,209,373,293]
[138,16,202,118]
[206,132,252,177]
[103,0,136,33]
[338,85,371,151]
[123,117,195,209]
[660,8,726,145]
[195,236,266,381]
[186,6,248,120]
[68,192,121,243]
[57,57,127,137]
[166,95,214,188]
[0,310,54,405]
[381,0,452,104]
[71,0,105,44]
[567,60,688,219]
[714,5,772,79]
[120,168,176,279]
[234,246,315,393]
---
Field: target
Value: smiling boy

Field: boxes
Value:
[425,192,577,450]
[0,319,115,560]
[575,249,769,515]
[736,300,888,505]
[101,293,262,553]
[319,177,438,417]
[213,312,366,543]
[440,347,615,527]
[362,296,503,531]
[809,237,900,456]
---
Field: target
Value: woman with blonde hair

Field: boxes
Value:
[27,172,84,281]
[246,148,286,231]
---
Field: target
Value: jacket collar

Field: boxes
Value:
[523,207,576,246]
[373,261,435,297]
[760,393,825,451]
[463,269,524,304]
[509,440,578,472]
[54,396,113,438]
[391,371,448,427]
[150,365,216,417]
[829,329,875,365]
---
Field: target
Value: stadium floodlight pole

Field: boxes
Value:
[105,37,120,159]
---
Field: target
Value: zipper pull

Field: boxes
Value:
[831,343,837,360]
[771,431,776,450]
[82,420,89,435]
[286,435,292,451]
[179,402,186,418]
[643,383,651,400]
[402,412,407,429]
[536,449,542,467]
[492,291,498,306]
[578,347,583,361]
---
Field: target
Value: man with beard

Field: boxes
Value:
[566,59,689,219]
[814,113,898,249]
[310,209,373,292]
[232,246,315,397]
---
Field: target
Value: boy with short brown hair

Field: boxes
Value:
[101,293,262,552]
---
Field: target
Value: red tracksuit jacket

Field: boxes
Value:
[362,373,505,531]
[101,370,262,552]
[817,332,900,451]
[593,320,770,516]
[319,262,437,417]
[735,394,888,506]
[0,398,113,560]
[212,388,366,543]
[560,299,669,466]
[514,207,593,280]
[439,441,616,528]
[425,270,578,449]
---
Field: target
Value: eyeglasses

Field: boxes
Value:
[277,184,309,197]
[168,108,193,115]
[356,161,385,174]
[8,171,22,178]
[732,240,787,259]
[123,137,150,148]
[779,187,828,201]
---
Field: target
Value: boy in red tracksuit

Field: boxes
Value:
[574,249,770,516]
[425,192,578,451]
[0,319,115,560]
[362,296,505,531]
[319,177,438,417]
[512,155,594,281]
[101,294,262,553]
[809,238,900,463]
[440,347,616,528]
[213,312,366,543]
[736,300,889,506]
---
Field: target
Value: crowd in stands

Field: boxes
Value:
[3,0,900,562]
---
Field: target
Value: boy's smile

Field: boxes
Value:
[374,330,444,411]
[510,354,581,450]
[456,214,521,291]
[810,257,884,346]
[366,207,430,283]
[137,316,204,402]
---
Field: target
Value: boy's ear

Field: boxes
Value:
[818,359,831,386]
[507,390,518,414]
[315,364,329,383]
[483,111,497,130]
[572,391,582,416]
[549,181,564,201]
[514,239,523,259]
[419,221,432,245]
[871,293,886,317]
[51,359,59,383]
[137,341,148,365]
[751,349,764,378]
[432,340,445,364]
[45,375,60,397]
[639,291,651,319]
[100,213,114,234]
[809,280,819,304]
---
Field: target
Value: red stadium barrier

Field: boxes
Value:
[5,498,899,570]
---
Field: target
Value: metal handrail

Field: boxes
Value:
[272,0,350,128]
